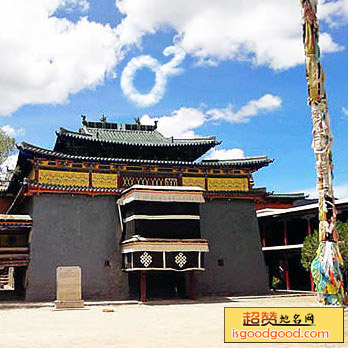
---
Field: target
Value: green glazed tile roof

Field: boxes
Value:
[268,193,306,199]
[201,157,274,166]
[57,127,220,147]
[18,142,273,169]
[204,189,268,197]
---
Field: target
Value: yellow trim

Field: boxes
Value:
[38,169,89,187]
[207,177,249,191]
[182,177,205,190]
[92,173,118,188]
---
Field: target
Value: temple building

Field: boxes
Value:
[119,185,208,301]
[257,197,348,292]
[0,116,272,301]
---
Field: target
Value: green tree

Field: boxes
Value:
[0,130,15,164]
[301,221,348,271]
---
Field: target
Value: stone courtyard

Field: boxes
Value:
[0,294,347,348]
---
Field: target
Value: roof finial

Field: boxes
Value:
[81,115,87,126]
[154,120,158,130]
[100,114,107,123]
[134,117,141,126]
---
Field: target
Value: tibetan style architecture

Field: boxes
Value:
[0,116,273,301]
[0,214,32,300]
[119,185,208,300]
[257,197,348,292]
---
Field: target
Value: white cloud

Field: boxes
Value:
[139,94,281,137]
[1,125,25,137]
[140,108,248,160]
[204,148,245,160]
[319,0,348,28]
[0,0,122,115]
[140,107,206,138]
[116,0,344,70]
[333,184,348,199]
[299,183,348,199]
[342,107,348,117]
[120,46,185,107]
[121,55,162,107]
[58,0,89,13]
[319,32,344,53]
[0,1,346,115]
[207,94,282,123]
[301,187,319,199]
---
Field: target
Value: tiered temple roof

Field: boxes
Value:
[18,142,272,169]
[3,115,273,203]
[53,117,220,161]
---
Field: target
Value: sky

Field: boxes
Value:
[1,0,348,197]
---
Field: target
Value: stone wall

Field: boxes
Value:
[25,194,128,301]
[198,199,269,296]
[22,194,268,301]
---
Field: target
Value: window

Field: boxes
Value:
[8,236,17,246]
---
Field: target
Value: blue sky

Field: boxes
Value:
[1,0,348,196]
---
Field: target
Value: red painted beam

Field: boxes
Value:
[26,187,121,197]
[261,234,266,248]
[140,270,146,303]
[283,221,288,246]
[261,225,266,247]
[284,260,290,290]
[307,218,312,236]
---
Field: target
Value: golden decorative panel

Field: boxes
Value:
[39,170,89,187]
[92,173,118,188]
[164,178,178,186]
[182,177,206,190]
[121,175,178,188]
[207,178,249,191]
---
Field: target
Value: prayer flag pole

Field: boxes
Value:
[301,0,344,305]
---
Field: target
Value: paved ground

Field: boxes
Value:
[0,295,346,348]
